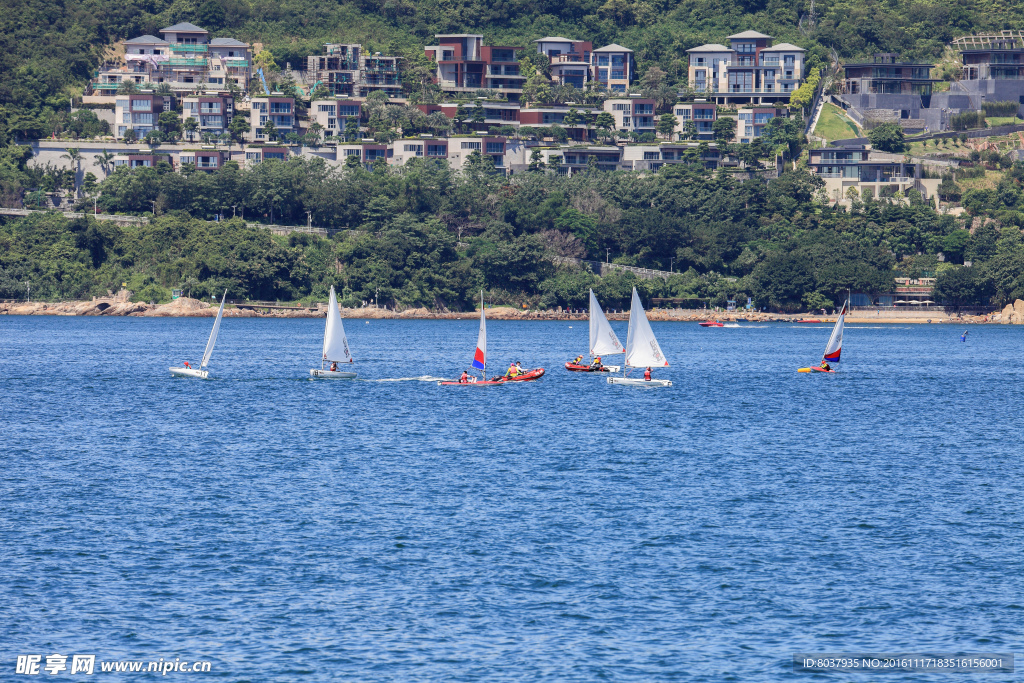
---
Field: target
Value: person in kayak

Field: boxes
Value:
[459,370,469,383]
[820,360,832,371]
[644,367,652,381]
[572,354,584,366]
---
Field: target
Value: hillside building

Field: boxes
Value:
[686,31,805,105]
[425,35,526,98]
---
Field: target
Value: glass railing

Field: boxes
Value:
[171,44,208,53]
[168,58,207,67]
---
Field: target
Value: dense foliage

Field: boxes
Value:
[9,157,1024,311]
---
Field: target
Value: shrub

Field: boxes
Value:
[982,100,1019,118]
[950,111,985,131]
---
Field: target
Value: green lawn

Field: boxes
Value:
[986,116,1021,127]
[813,103,861,142]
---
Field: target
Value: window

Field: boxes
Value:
[675,109,691,118]
[598,56,609,66]
[345,149,360,156]
[404,144,423,155]
[611,84,625,92]
[270,103,291,113]
[131,99,150,111]
[246,151,261,162]
[739,113,752,122]
[611,70,624,79]
[116,99,129,108]
[134,113,153,124]
[486,142,503,154]
[622,116,631,126]
[365,148,386,161]
[264,152,285,160]
[461,141,481,150]
[200,116,223,127]
[318,104,335,113]
[339,105,360,117]
[122,113,131,124]
[662,150,676,160]
[200,103,221,114]
[634,104,653,114]
[117,126,127,136]
[754,112,773,124]
[695,57,705,65]
[427,144,446,156]
[327,118,337,129]
[613,103,630,111]
[643,151,660,160]
[180,155,196,164]
[693,108,715,120]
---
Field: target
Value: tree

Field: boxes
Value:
[712,116,737,142]
[454,103,468,133]
[869,123,907,152]
[471,101,486,129]
[657,112,677,140]
[345,117,361,142]
[61,148,82,196]
[595,112,616,141]
[528,148,545,172]
[116,80,140,95]
[262,120,278,141]
[428,111,452,137]
[933,266,984,308]
[310,84,330,101]
[228,114,249,143]
[639,65,677,112]
[182,117,200,142]
[94,149,116,178]
[305,122,324,146]
[158,110,181,137]
[681,120,698,141]
[123,128,137,144]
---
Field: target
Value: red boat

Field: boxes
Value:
[797,319,822,323]
[438,368,546,385]
[699,321,724,327]
[565,362,610,372]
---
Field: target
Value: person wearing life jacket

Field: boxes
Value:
[504,362,518,378]
[820,360,831,371]
[515,361,525,375]
[330,361,338,372]
[644,367,652,381]
[572,355,584,366]
[183,361,191,369]
[591,355,603,370]
[459,370,469,383]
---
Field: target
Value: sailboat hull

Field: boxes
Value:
[797,367,836,373]
[170,367,209,379]
[607,376,672,387]
[565,362,621,373]
[310,369,357,379]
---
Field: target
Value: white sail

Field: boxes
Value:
[624,287,669,368]
[200,290,227,368]
[323,286,353,363]
[821,301,847,364]
[472,291,486,371]
[589,289,624,356]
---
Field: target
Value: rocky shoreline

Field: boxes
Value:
[2,297,1021,324]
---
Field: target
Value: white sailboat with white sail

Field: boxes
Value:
[607,287,672,387]
[170,289,227,379]
[588,289,623,372]
[310,286,357,379]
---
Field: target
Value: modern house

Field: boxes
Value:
[425,35,525,98]
[114,93,167,139]
[309,98,365,138]
[686,31,805,105]
[807,144,940,206]
[534,37,594,88]
[250,95,297,141]
[604,97,656,134]
[89,22,251,96]
[307,44,363,97]
[954,31,1024,115]
[592,45,636,92]
[673,101,718,139]
[181,95,235,138]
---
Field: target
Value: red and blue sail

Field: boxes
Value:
[472,301,487,370]
[821,303,846,364]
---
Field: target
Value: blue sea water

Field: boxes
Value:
[1,316,1022,681]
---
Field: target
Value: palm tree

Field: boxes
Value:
[427,111,452,137]
[94,149,116,178]
[61,148,82,196]
[116,80,140,96]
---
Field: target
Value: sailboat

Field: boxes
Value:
[565,289,623,372]
[607,287,672,387]
[439,291,545,385]
[170,290,227,379]
[310,286,357,379]
[798,299,847,373]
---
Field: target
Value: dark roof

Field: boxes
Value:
[160,22,208,33]
[125,35,168,44]
[210,38,248,46]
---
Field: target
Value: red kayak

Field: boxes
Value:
[797,366,836,373]
[565,362,609,372]
[699,321,724,327]
[438,368,545,385]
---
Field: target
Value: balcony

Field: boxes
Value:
[169,57,207,67]
[171,44,208,53]
[551,53,588,64]
[437,55,485,63]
